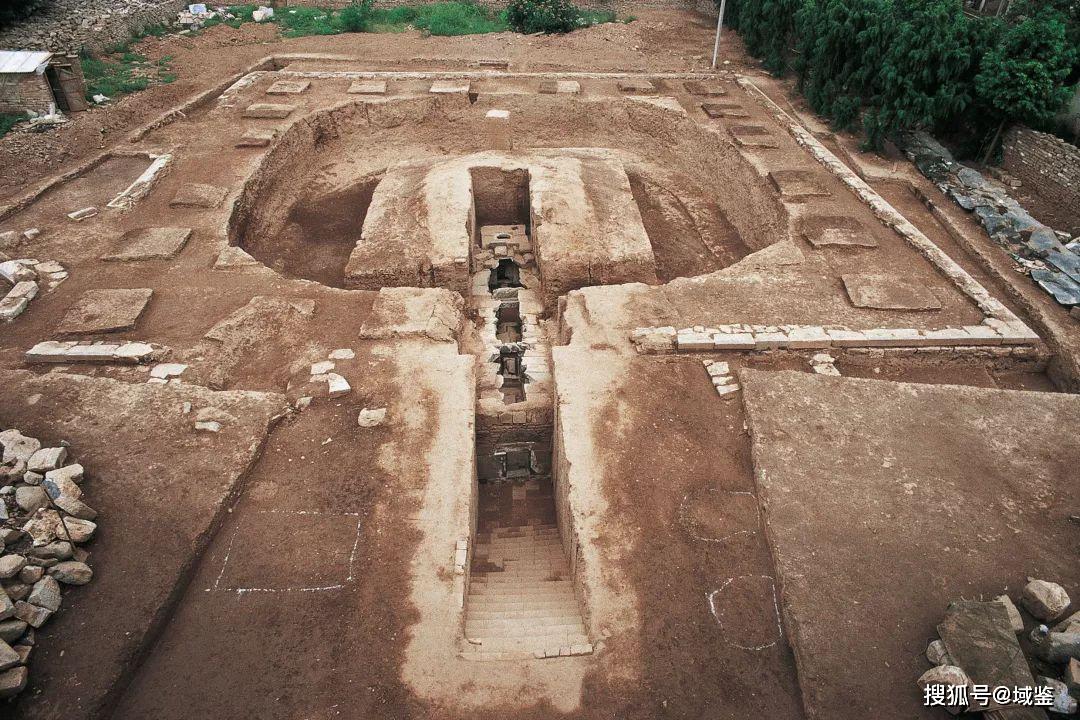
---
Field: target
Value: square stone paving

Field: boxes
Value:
[683,80,725,96]
[429,80,470,94]
[617,78,655,93]
[242,102,296,119]
[729,125,780,148]
[347,79,387,95]
[538,79,580,94]
[842,273,942,311]
[266,79,310,95]
[701,102,750,119]
[767,170,832,201]
[101,227,193,262]
[57,288,154,334]
[235,129,276,148]
[170,183,228,209]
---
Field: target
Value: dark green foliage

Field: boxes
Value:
[863,0,975,147]
[722,0,1078,153]
[974,8,1075,127]
[338,0,374,31]
[0,113,24,138]
[0,0,45,28]
[80,49,175,100]
[505,0,578,34]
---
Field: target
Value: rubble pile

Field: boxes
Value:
[902,132,1080,311]
[0,0,187,54]
[0,256,68,323]
[919,578,1079,716]
[0,429,97,700]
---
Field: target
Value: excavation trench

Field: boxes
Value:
[462,169,591,660]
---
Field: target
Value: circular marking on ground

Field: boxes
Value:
[678,488,760,543]
[706,575,783,651]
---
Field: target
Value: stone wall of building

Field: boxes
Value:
[1002,126,1080,220]
[0,0,188,55]
[0,72,56,114]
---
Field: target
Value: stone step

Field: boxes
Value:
[468,605,582,619]
[469,581,574,595]
[466,614,585,631]
[467,597,581,612]
[466,622,586,639]
[471,573,570,584]
[464,634,591,653]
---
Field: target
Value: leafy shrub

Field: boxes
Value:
[505,0,577,34]
[338,0,373,32]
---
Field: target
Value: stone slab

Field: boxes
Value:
[429,80,470,94]
[767,170,831,201]
[265,79,310,95]
[241,103,296,119]
[701,102,750,119]
[740,370,1080,720]
[616,79,655,93]
[101,227,192,262]
[57,288,154,335]
[169,183,227,209]
[538,79,580,95]
[803,226,878,249]
[235,129,276,148]
[842,274,942,311]
[730,125,780,148]
[0,370,286,720]
[346,80,387,95]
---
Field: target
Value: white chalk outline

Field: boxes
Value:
[208,510,362,594]
[678,488,760,544]
[706,575,784,651]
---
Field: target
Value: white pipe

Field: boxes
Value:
[711,0,727,70]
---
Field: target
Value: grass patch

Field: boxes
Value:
[369,2,508,35]
[0,113,24,138]
[81,49,176,101]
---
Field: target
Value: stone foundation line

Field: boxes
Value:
[735,76,1034,336]
[105,153,173,210]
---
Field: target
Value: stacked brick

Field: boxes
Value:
[1002,127,1080,224]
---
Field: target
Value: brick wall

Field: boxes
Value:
[1001,126,1080,219]
[0,72,56,115]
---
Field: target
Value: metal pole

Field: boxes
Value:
[711,0,727,70]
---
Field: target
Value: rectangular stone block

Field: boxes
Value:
[785,326,831,348]
[961,325,1003,345]
[242,103,296,119]
[676,332,713,351]
[825,328,866,347]
[266,79,310,95]
[347,80,387,95]
[713,333,755,350]
[861,328,923,347]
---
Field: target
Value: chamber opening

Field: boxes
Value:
[489,258,523,292]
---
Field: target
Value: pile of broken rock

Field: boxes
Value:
[919,578,1079,716]
[0,429,96,700]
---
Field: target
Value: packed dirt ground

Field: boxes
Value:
[0,8,1078,720]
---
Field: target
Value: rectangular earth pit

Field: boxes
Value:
[702,102,750,119]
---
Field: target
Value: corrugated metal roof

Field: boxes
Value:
[0,51,53,74]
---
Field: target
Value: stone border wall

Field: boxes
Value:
[1002,126,1080,222]
[0,0,188,55]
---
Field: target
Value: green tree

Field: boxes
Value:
[0,0,45,28]
[863,0,974,148]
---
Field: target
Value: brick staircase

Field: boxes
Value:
[464,480,592,661]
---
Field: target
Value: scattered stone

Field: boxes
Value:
[926,639,952,665]
[150,363,187,379]
[22,228,39,242]
[916,665,969,715]
[1022,579,1071,621]
[169,183,228,209]
[14,486,49,514]
[12,601,50,628]
[52,493,96,521]
[195,420,221,433]
[18,566,42,584]
[26,446,66,473]
[0,665,28,698]
[49,561,92,586]
[311,360,335,375]
[326,373,351,398]
[357,407,387,427]
[21,509,62,546]
[45,464,83,486]
[1030,624,1080,663]
[329,348,355,360]
[61,517,96,544]
[1066,658,1080,691]
[66,207,98,222]
[294,396,312,410]
[0,592,12,621]
[0,640,19,672]
[57,288,154,334]
[2,432,39,463]
[102,227,192,262]
[29,541,72,561]
[0,620,26,644]
[0,555,26,579]
[27,576,60,612]
[1039,676,1078,714]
